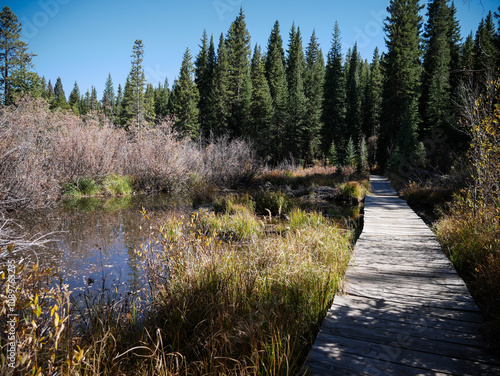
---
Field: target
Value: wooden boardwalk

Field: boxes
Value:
[306,175,500,375]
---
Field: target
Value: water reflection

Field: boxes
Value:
[18,195,190,294]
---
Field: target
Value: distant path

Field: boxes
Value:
[306,175,500,375]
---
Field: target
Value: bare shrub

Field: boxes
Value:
[201,137,259,187]
[124,122,202,193]
[0,97,259,207]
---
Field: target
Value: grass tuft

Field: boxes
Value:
[340,180,370,201]
[103,173,133,196]
[63,177,101,197]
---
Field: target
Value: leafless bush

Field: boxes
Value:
[124,122,202,193]
[0,97,260,207]
[201,137,259,187]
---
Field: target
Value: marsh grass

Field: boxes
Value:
[103,174,133,196]
[254,190,292,216]
[2,160,362,375]
[435,203,500,354]
[340,181,370,202]
[1,195,354,375]
[257,165,341,189]
[145,206,354,375]
[63,177,102,197]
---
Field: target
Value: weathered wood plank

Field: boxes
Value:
[306,175,500,375]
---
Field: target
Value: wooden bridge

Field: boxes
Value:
[306,175,500,375]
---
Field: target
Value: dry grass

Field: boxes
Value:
[435,204,500,354]
[1,184,356,375]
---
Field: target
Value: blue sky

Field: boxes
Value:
[5,0,499,97]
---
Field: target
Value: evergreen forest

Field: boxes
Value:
[2,2,499,173]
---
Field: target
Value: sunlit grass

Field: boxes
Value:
[435,206,500,354]
[3,170,361,375]
[103,173,133,196]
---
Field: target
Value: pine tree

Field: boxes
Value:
[327,141,338,166]
[265,20,288,162]
[209,33,231,136]
[89,86,99,112]
[40,76,46,96]
[115,83,123,122]
[144,83,156,124]
[378,0,423,170]
[448,1,462,94]
[322,22,346,155]
[0,6,38,105]
[420,0,452,140]
[154,78,170,120]
[473,12,498,88]
[195,30,214,135]
[304,30,325,162]
[362,47,383,140]
[461,32,475,73]
[249,44,273,158]
[45,79,55,106]
[54,77,69,109]
[68,81,80,107]
[172,48,200,139]
[225,8,252,137]
[119,76,133,127]
[285,24,307,160]
[344,137,357,167]
[68,81,80,114]
[126,39,146,128]
[345,43,362,142]
[357,136,369,173]
[102,73,115,118]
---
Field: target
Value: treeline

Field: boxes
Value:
[1,2,500,170]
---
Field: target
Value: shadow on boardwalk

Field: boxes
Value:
[306,175,500,376]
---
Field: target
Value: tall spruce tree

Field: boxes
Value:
[448,1,462,94]
[265,20,288,162]
[125,39,146,128]
[249,44,273,158]
[304,30,325,162]
[144,83,156,124]
[119,76,133,127]
[68,81,80,109]
[461,32,475,73]
[225,8,252,137]
[362,47,383,140]
[172,48,200,139]
[378,0,423,170]
[420,0,452,140]
[345,43,362,143]
[89,86,99,112]
[54,77,69,109]
[286,24,307,160]
[208,33,231,136]
[154,78,170,120]
[473,12,498,88]
[195,30,215,135]
[45,79,55,106]
[322,22,346,155]
[115,83,123,121]
[0,6,38,105]
[102,73,115,119]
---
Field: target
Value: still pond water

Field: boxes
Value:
[17,193,360,295]
[18,195,191,294]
